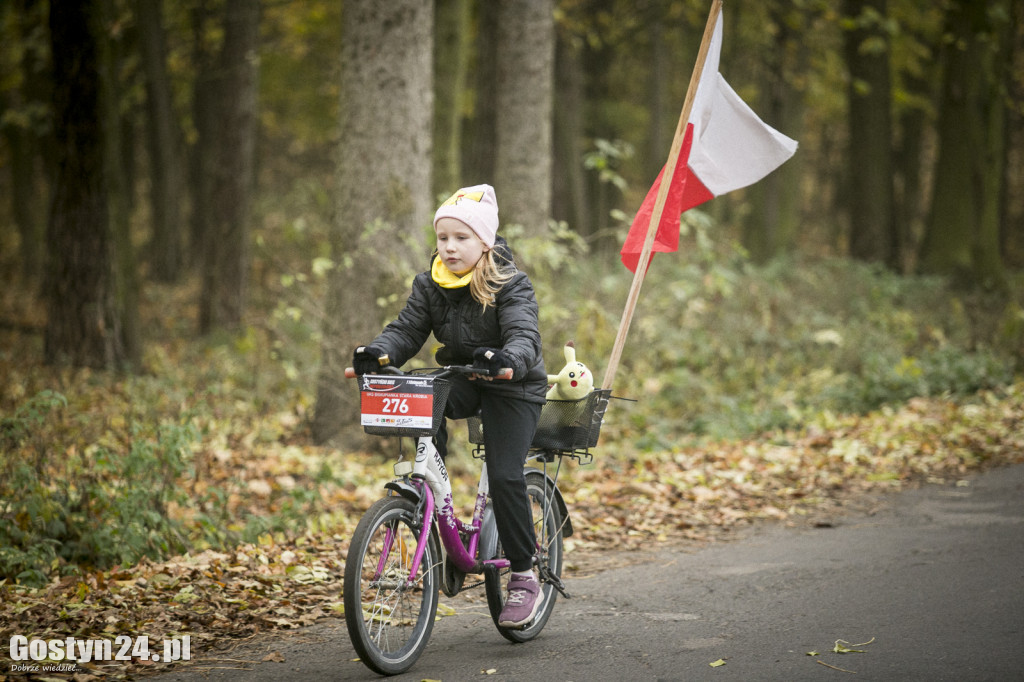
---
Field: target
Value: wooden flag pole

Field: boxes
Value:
[601,0,723,392]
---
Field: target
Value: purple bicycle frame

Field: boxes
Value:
[383,446,510,586]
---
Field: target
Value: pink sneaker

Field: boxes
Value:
[498,574,544,628]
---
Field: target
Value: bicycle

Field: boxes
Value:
[342,361,611,676]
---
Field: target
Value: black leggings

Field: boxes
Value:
[433,375,542,573]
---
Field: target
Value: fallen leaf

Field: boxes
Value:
[817,660,857,673]
[834,637,875,653]
[263,651,285,662]
[709,658,726,667]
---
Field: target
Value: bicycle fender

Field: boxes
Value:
[525,467,574,538]
[384,479,421,504]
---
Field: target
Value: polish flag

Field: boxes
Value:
[620,9,799,272]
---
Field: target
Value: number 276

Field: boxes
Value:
[381,398,409,414]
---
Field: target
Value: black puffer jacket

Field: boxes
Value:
[369,238,547,404]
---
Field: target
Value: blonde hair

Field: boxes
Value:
[470,249,514,310]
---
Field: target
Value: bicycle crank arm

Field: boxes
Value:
[539,564,570,599]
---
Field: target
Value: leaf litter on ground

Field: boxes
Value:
[1,379,1022,678]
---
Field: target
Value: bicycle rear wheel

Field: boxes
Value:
[344,496,440,675]
[484,470,564,642]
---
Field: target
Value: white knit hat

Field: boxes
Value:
[433,184,499,248]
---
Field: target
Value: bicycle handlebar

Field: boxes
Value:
[344,365,514,381]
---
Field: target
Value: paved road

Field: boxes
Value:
[156,463,1024,681]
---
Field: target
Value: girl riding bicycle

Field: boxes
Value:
[352,184,548,628]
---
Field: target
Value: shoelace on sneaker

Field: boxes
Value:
[506,589,528,604]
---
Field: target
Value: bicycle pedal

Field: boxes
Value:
[550,582,571,599]
[540,569,570,599]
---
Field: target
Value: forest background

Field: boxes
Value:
[1,0,1024,667]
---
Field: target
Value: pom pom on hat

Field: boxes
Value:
[433,184,499,247]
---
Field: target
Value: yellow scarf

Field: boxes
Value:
[432,257,474,289]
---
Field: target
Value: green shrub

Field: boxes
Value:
[578,241,1019,443]
[0,391,198,586]
[823,346,1013,415]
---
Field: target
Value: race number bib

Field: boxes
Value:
[359,375,436,431]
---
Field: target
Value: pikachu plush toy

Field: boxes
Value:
[545,341,594,401]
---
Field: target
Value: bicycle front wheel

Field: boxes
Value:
[484,470,564,643]
[344,496,440,675]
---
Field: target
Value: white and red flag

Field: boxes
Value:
[620,8,798,273]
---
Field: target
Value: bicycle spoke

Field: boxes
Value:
[344,497,439,675]
[485,471,564,642]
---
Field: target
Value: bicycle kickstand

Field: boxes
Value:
[539,564,571,599]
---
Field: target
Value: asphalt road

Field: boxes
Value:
[155,463,1024,682]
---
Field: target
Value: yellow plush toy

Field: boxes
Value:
[545,341,594,401]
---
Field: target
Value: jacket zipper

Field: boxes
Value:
[449,294,465,358]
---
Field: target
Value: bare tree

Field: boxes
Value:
[198,0,260,332]
[45,0,133,368]
[843,0,898,269]
[187,0,219,268]
[312,0,434,444]
[463,0,498,183]
[137,0,185,283]
[1,0,51,284]
[918,0,1011,290]
[552,23,589,235]
[433,0,471,196]
[494,0,555,233]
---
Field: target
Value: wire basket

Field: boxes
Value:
[467,389,611,453]
[359,375,451,437]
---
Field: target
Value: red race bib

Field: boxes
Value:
[359,375,436,431]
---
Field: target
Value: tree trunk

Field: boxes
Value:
[1004,0,1024,267]
[98,0,142,366]
[3,105,43,283]
[137,0,185,283]
[918,0,1009,290]
[742,3,805,264]
[973,0,1012,291]
[312,0,433,444]
[188,0,220,268]
[645,19,669,186]
[433,0,470,196]
[44,0,130,369]
[578,0,615,243]
[1,0,50,284]
[198,0,260,333]
[463,0,498,184]
[843,0,898,268]
[552,26,588,234]
[494,0,554,234]
[893,71,931,270]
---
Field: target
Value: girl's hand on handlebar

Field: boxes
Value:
[353,345,389,375]
[472,347,511,380]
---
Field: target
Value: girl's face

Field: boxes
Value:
[435,217,488,275]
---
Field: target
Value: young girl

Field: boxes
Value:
[352,184,548,628]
